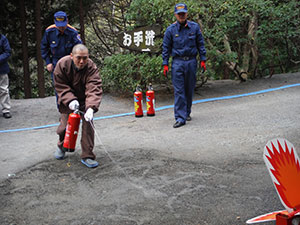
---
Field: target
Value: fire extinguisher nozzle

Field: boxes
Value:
[148,83,153,91]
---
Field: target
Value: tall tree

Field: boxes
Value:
[86,0,132,60]
[19,0,32,98]
[35,0,45,97]
[79,0,85,44]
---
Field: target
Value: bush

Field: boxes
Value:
[101,53,165,94]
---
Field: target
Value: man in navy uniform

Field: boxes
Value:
[162,3,206,128]
[41,11,82,105]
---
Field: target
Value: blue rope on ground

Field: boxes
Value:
[1,83,300,133]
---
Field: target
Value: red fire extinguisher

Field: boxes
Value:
[62,108,81,152]
[134,86,143,117]
[146,83,155,116]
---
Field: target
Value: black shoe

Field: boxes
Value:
[173,121,185,128]
[186,116,192,121]
[3,112,11,119]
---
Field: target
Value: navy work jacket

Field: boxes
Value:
[162,20,206,65]
[0,34,11,75]
[41,24,82,68]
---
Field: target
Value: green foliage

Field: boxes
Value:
[126,0,175,29]
[98,0,299,94]
[101,53,164,94]
[0,0,96,99]
[255,0,300,73]
[200,0,300,77]
[29,70,54,98]
[2,0,300,98]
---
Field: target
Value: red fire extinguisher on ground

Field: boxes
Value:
[146,83,155,116]
[134,86,143,117]
[62,108,81,152]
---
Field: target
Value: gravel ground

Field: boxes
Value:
[0,72,300,225]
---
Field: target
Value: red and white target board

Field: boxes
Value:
[247,138,300,224]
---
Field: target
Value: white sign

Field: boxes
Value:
[123,30,156,48]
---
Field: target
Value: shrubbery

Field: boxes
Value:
[4,0,299,98]
[101,53,165,94]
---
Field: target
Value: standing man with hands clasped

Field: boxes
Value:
[162,3,206,128]
[53,44,102,168]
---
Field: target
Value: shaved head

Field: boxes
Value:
[71,44,89,70]
[72,44,89,54]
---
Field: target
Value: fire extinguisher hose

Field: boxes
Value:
[89,120,144,191]
[77,109,141,187]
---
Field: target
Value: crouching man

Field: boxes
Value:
[53,44,102,168]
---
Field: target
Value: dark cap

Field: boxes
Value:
[54,11,67,27]
[174,3,188,14]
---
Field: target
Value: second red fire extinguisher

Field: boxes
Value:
[146,83,155,116]
[62,108,81,152]
[134,86,143,117]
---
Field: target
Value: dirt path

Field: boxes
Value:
[0,73,300,225]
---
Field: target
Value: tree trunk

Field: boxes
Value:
[19,0,32,98]
[223,34,242,78]
[35,0,45,97]
[241,12,258,80]
[250,13,259,79]
[199,18,258,81]
[200,16,244,81]
[223,65,230,79]
[79,0,85,44]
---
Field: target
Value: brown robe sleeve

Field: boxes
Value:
[53,56,77,112]
[84,61,102,113]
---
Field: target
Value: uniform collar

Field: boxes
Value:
[55,26,69,36]
[175,20,190,30]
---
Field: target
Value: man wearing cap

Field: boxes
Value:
[41,11,82,106]
[162,3,206,128]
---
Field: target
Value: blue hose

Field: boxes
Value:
[1,83,299,133]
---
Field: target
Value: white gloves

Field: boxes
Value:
[84,108,94,122]
[69,100,79,111]
[69,101,93,121]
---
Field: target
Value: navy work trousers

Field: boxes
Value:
[51,70,59,109]
[171,58,197,123]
